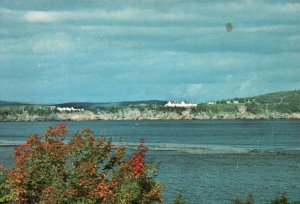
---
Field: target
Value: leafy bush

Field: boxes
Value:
[271,194,289,204]
[271,194,300,204]
[191,103,238,114]
[0,124,164,203]
[233,194,300,204]
[233,194,254,204]
[245,102,262,114]
[171,195,185,204]
[0,165,14,202]
[0,105,60,121]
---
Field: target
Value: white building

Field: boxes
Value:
[164,101,197,108]
[56,107,84,112]
[226,100,239,104]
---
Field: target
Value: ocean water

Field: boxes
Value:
[0,120,300,203]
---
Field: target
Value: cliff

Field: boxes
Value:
[0,107,296,122]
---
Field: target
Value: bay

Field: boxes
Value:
[0,120,300,203]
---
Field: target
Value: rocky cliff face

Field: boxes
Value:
[55,107,291,121]
[0,107,296,121]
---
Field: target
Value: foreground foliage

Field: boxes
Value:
[233,194,300,204]
[0,124,164,203]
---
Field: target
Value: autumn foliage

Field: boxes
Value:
[0,124,164,203]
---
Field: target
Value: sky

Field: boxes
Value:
[0,0,299,104]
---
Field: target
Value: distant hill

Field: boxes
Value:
[0,101,26,107]
[212,89,300,114]
[1,90,299,111]
[253,90,300,104]
[1,90,299,121]
[215,90,300,104]
[250,90,300,113]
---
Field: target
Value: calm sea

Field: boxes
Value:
[0,120,300,203]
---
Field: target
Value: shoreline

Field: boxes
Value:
[0,115,299,122]
[1,109,300,122]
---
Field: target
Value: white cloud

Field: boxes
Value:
[24,11,58,23]
[23,8,191,23]
[239,80,253,93]
[238,25,299,33]
[0,1,297,25]
[237,73,259,95]
[32,33,72,53]
[0,7,13,13]
[211,2,300,13]
[225,74,233,82]
[185,84,203,96]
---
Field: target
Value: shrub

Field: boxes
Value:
[171,195,185,204]
[271,194,289,204]
[233,194,300,204]
[233,194,254,204]
[271,194,300,204]
[0,124,164,203]
[0,165,14,202]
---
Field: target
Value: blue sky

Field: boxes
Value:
[0,0,299,103]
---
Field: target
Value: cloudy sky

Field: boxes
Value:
[0,0,299,103]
